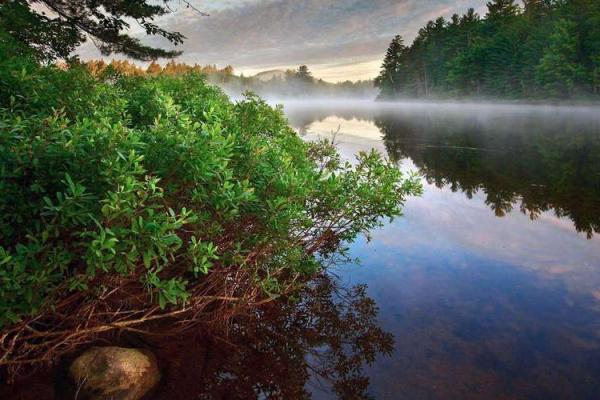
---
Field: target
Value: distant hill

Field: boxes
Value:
[254,69,288,81]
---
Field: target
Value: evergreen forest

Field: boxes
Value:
[376,0,600,99]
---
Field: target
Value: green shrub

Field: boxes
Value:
[0,39,421,329]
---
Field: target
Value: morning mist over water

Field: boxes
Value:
[281,100,600,236]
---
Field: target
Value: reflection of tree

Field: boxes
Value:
[375,111,600,238]
[285,102,600,237]
[154,275,393,400]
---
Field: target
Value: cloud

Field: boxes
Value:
[78,0,489,81]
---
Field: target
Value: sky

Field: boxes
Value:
[79,0,490,82]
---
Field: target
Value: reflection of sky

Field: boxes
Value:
[288,105,600,399]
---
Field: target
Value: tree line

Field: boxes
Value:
[84,59,236,81]
[376,0,600,99]
[84,60,376,99]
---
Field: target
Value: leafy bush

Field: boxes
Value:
[0,35,420,354]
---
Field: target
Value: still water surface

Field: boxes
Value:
[282,100,600,399]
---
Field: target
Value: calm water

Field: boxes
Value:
[283,100,600,399]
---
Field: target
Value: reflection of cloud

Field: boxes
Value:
[78,0,488,81]
[369,163,600,300]
[347,200,600,398]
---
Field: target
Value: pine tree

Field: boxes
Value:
[536,19,586,97]
[486,0,521,22]
[523,0,553,19]
[297,65,313,83]
[375,35,407,97]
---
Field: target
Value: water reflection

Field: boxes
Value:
[281,100,600,399]
[285,100,600,238]
[376,110,600,238]
[152,275,393,400]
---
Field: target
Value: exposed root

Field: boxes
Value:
[0,264,301,381]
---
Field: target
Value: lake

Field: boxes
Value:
[282,100,600,399]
